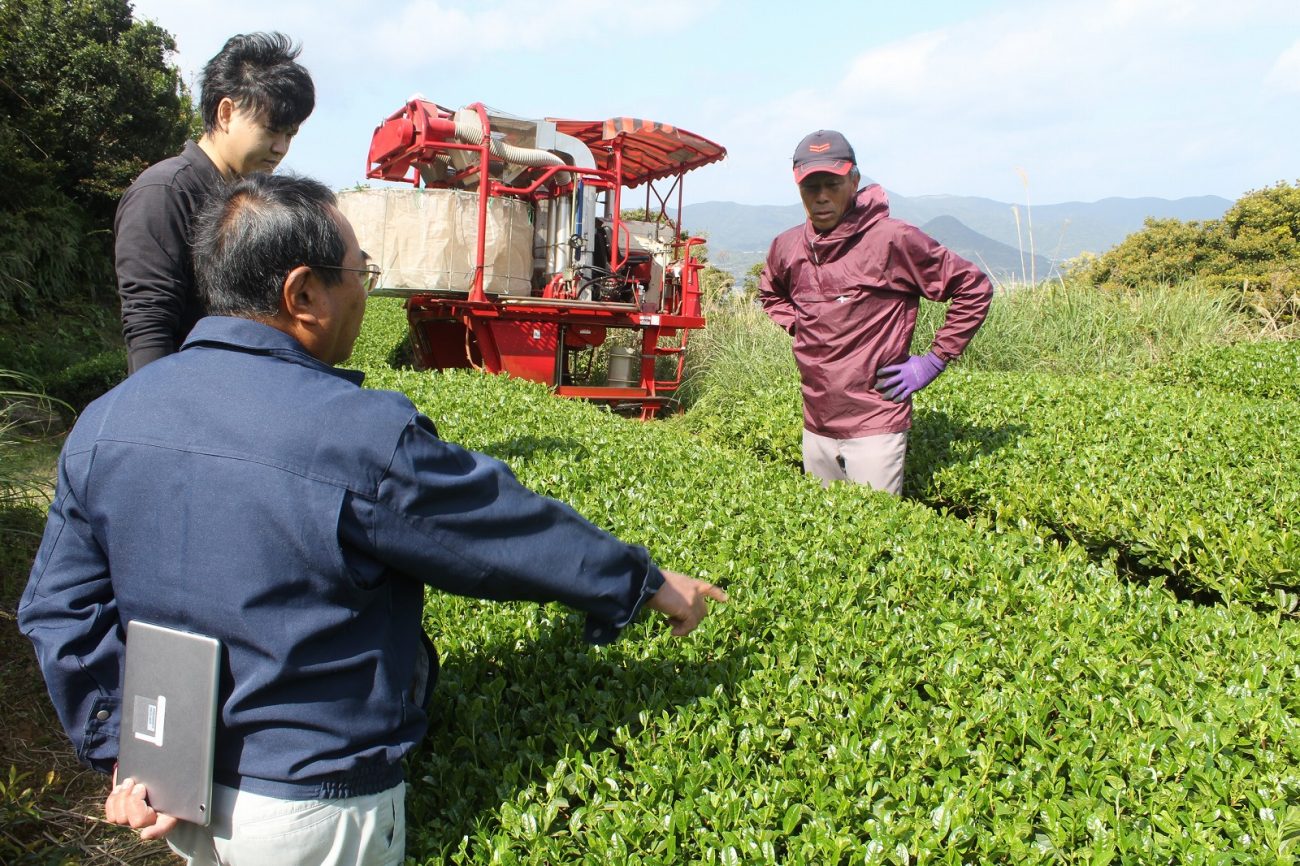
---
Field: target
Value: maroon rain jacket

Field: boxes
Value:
[760,184,992,439]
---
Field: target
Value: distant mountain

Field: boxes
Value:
[680,200,806,254]
[888,193,1232,264]
[681,187,1232,282]
[919,215,1052,283]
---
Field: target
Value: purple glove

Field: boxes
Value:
[874,351,947,402]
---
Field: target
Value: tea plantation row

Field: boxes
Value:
[1141,339,1300,402]
[347,301,1300,863]
[678,341,1299,607]
[912,369,1297,606]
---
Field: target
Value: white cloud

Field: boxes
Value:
[695,0,1300,203]
[839,31,948,110]
[1265,39,1300,93]
[365,0,717,69]
[122,0,1300,205]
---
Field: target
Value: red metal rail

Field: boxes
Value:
[363,100,726,418]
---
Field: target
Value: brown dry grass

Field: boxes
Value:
[2,474,174,865]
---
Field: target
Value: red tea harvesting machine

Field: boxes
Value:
[345,98,727,419]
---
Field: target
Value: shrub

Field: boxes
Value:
[1072,181,1300,327]
[909,369,1300,606]
[43,347,127,411]
[0,0,195,310]
[343,308,1300,861]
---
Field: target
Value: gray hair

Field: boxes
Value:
[193,173,344,318]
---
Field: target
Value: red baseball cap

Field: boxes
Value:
[792,130,856,183]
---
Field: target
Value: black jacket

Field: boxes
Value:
[114,140,223,374]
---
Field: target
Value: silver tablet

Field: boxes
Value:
[117,620,221,826]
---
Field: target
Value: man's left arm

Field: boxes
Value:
[875,229,993,402]
[905,228,993,362]
[18,447,124,774]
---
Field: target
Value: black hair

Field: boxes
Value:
[193,173,345,318]
[199,32,315,134]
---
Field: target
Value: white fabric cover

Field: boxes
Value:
[337,188,534,296]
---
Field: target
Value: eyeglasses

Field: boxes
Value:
[308,262,382,294]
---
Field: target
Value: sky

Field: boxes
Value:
[127,0,1300,208]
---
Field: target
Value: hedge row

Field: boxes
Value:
[1140,339,1300,402]
[343,300,1300,864]
[912,370,1299,606]
[673,339,1298,608]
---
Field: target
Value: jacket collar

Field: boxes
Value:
[181,316,366,386]
[180,139,225,189]
[803,184,892,256]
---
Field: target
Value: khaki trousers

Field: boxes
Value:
[802,429,908,495]
[165,781,405,866]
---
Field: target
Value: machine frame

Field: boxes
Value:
[363,99,727,418]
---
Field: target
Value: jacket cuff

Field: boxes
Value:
[583,560,666,645]
[78,694,120,775]
[126,343,173,375]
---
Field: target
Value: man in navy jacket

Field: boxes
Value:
[22,173,726,864]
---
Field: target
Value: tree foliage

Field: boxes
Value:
[697,265,733,306]
[1072,181,1300,322]
[0,0,195,311]
[739,261,765,303]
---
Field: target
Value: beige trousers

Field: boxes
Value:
[802,429,908,495]
[165,782,405,866]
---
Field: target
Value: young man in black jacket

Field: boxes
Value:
[115,32,315,374]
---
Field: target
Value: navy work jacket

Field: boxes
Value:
[19,317,663,799]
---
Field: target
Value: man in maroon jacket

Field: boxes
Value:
[759,130,992,494]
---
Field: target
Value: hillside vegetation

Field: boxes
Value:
[1071,180,1300,328]
[4,270,1298,864]
[0,0,196,316]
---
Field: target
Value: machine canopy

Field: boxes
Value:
[548,118,726,188]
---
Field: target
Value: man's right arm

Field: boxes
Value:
[105,773,179,841]
[758,244,798,336]
[358,414,725,642]
[114,181,194,374]
[645,569,728,636]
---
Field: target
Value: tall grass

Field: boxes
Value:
[0,372,65,509]
[681,280,1254,406]
[912,278,1251,376]
[676,299,796,409]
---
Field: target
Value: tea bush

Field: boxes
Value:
[671,319,1299,609]
[1141,339,1300,402]
[346,299,1300,863]
[911,370,1299,606]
